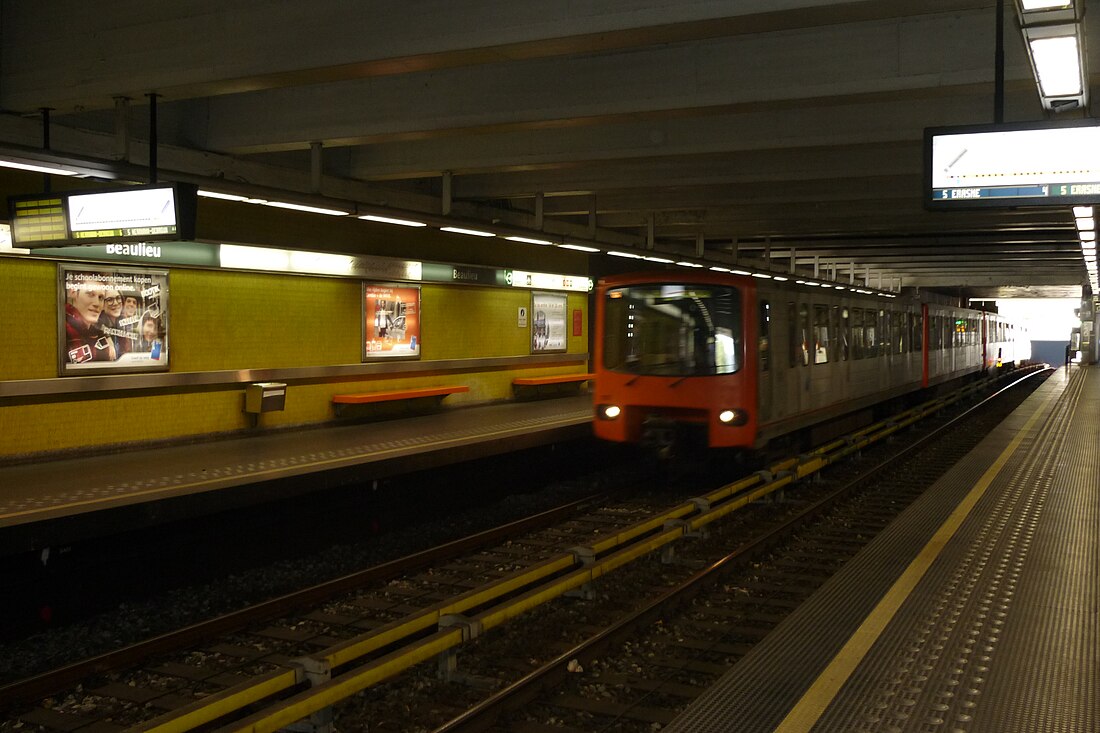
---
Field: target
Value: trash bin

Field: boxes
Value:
[245,382,287,413]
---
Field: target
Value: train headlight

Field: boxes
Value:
[718,408,748,426]
[600,404,622,420]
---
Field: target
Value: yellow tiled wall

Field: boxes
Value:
[0,261,589,459]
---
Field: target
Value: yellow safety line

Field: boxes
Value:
[773,383,1061,733]
[1,414,590,524]
[115,377,1027,731]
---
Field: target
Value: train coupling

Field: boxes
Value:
[641,416,681,459]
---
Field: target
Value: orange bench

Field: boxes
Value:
[512,373,595,399]
[512,373,596,387]
[333,385,468,416]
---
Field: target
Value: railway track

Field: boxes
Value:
[0,368,1048,733]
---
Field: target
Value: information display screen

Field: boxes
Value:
[9,183,196,246]
[925,120,1100,208]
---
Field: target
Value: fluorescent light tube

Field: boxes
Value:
[440,226,495,237]
[262,200,349,216]
[504,236,553,245]
[359,214,426,227]
[1029,35,1082,96]
[0,159,80,176]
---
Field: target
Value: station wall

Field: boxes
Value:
[0,258,590,461]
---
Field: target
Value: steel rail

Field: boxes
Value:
[0,495,602,708]
[429,365,1052,733]
[196,369,1044,733]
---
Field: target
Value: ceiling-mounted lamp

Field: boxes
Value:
[0,157,81,176]
[1015,0,1088,112]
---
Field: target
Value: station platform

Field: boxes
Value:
[665,365,1097,733]
[0,395,593,554]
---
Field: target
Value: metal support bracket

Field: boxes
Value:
[566,545,597,599]
[284,657,333,733]
[437,614,483,681]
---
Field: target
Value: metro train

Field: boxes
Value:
[592,270,1029,453]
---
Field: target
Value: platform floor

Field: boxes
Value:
[665,364,1097,733]
[0,396,592,550]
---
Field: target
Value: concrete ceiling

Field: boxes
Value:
[0,0,1095,299]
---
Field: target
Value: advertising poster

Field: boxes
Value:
[531,291,567,353]
[58,264,169,375]
[363,283,421,360]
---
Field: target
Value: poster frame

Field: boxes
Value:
[361,281,422,362]
[56,263,170,376]
[530,290,568,354]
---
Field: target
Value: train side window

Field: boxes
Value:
[840,307,850,361]
[851,308,864,359]
[893,310,904,353]
[759,300,771,372]
[799,303,811,366]
[787,302,799,368]
[878,309,890,356]
[813,304,829,364]
[930,315,940,350]
[865,309,878,357]
[915,311,924,351]
[830,305,841,362]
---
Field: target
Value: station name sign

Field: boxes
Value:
[8,183,197,247]
[925,119,1100,208]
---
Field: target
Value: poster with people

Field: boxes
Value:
[531,291,567,353]
[363,283,420,360]
[58,264,169,374]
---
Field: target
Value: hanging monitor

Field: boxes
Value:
[8,183,197,246]
[925,119,1100,208]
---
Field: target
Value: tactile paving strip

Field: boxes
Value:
[819,370,1090,732]
[664,369,1097,733]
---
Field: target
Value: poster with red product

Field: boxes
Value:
[362,283,421,360]
[57,264,169,375]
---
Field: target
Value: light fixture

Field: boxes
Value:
[359,214,427,227]
[0,158,81,176]
[642,256,674,263]
[561,243,600,252]
[608,250,643,259]
[1029,34,1083,96]
[1072,205,1093,217]
[505,236,553,245]
[1076,216,1095,231]
[440,226,495,237]
[710,266,731,272]
[1016,1,1087,111]
[1081,231,1096,241]
[262,200,350,216]
[751,273,772,279]
[1021,1,1073,13]
[198,189,250,202]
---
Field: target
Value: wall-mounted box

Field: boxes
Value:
[245,382,287,413]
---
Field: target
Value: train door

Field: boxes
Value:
[758,299,773,422]
[921,303,930,387]
[779,299,805,419]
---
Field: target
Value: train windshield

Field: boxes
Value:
[603,283,742,375]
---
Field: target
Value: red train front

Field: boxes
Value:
[592,271,758,453]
